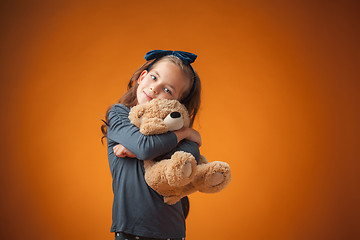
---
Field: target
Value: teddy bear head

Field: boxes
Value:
[128,99,190,135]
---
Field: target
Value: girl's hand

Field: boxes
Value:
[174,127,202,147]
[113,144,136,158]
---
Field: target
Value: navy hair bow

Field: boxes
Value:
[144,50,198,104]
[145,50,197,65]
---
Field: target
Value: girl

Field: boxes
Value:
[101,50,202,240]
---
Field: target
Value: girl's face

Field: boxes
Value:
[136,60,190,105]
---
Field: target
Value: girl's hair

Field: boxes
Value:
[101,55,201,143]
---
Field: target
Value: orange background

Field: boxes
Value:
[1,1,359,239]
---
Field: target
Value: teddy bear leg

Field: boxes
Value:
[163,183,197,205]
[145,160,188,198]
[193,161,231,193]
[144,151,197,195]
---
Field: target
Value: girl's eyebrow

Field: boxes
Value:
[153,70,161,77]
[167,84,176,92]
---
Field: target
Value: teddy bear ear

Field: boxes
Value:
[128,105,145,127]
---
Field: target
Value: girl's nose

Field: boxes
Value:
[150,86,158,94]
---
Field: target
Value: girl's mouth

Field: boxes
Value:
[144,91,153,101]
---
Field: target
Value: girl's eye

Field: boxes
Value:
[164,88,172,95]
[151,75,156,80]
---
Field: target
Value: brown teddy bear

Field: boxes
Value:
[129,99,231,205]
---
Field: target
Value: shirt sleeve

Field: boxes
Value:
[153,140,201,163]
[106,104,178,160]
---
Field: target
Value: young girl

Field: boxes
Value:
[101,50,202,240]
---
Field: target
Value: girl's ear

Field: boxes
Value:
[138,70,148,84]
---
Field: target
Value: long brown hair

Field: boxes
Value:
[101,56,201,143]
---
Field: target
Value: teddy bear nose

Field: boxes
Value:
[164,111,184,131]
[170,112,181,118]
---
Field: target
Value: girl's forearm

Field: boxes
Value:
[174,127,202,147]
[173,128,188,143]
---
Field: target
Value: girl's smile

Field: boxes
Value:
[143,91,154,101]
[136,60,191,105]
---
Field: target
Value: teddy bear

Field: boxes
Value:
[128,98,231,205]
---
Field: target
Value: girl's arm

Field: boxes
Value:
[107,104,178,160]
[153,139,201,163]
[113,127,202,158]
[174,127,202,147]
[113,144,136,158]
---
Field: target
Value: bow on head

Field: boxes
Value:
[145,50,197,65]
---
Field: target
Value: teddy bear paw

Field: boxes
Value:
[208,172,225,186]
[166,151,197,187]
[196,161,231,193]
[182,161,192,178]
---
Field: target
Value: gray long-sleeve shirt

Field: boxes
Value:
[106,104,200,239]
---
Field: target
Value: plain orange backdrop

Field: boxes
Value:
[1,0,359,240]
